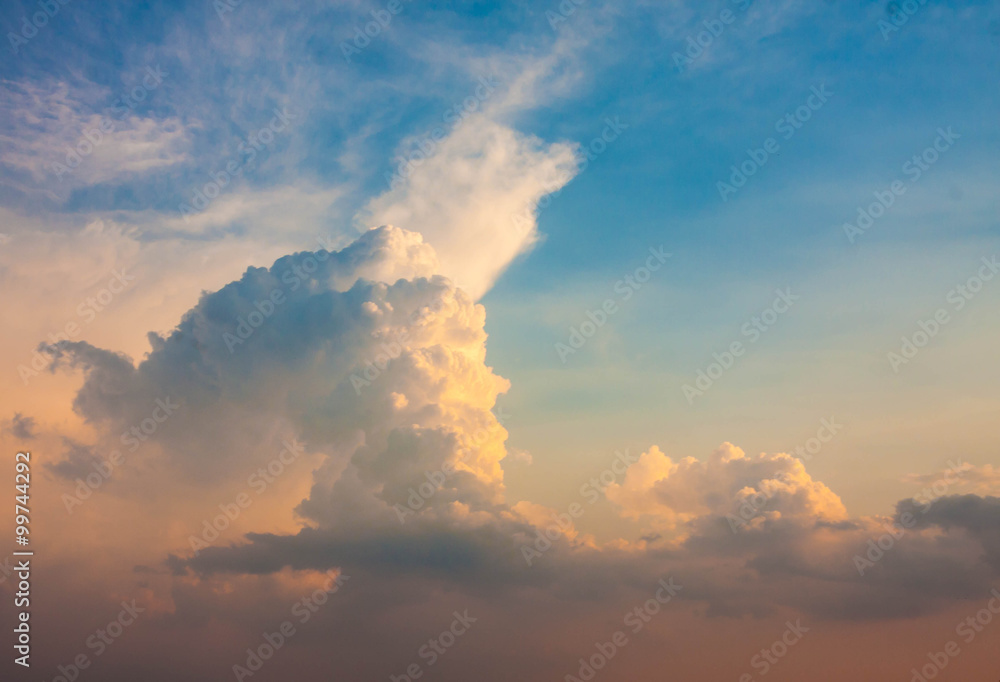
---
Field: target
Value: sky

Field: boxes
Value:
[1,0,999,680]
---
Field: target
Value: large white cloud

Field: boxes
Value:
[43,225,513,524]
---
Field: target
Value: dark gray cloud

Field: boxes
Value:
[4,412,36,440]
[45,437,104,480]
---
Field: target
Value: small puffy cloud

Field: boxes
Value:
[606,442,847,537]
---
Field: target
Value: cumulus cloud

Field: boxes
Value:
[38,225,1000,639]
[28,225,535,519]
[605,442,848,537]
